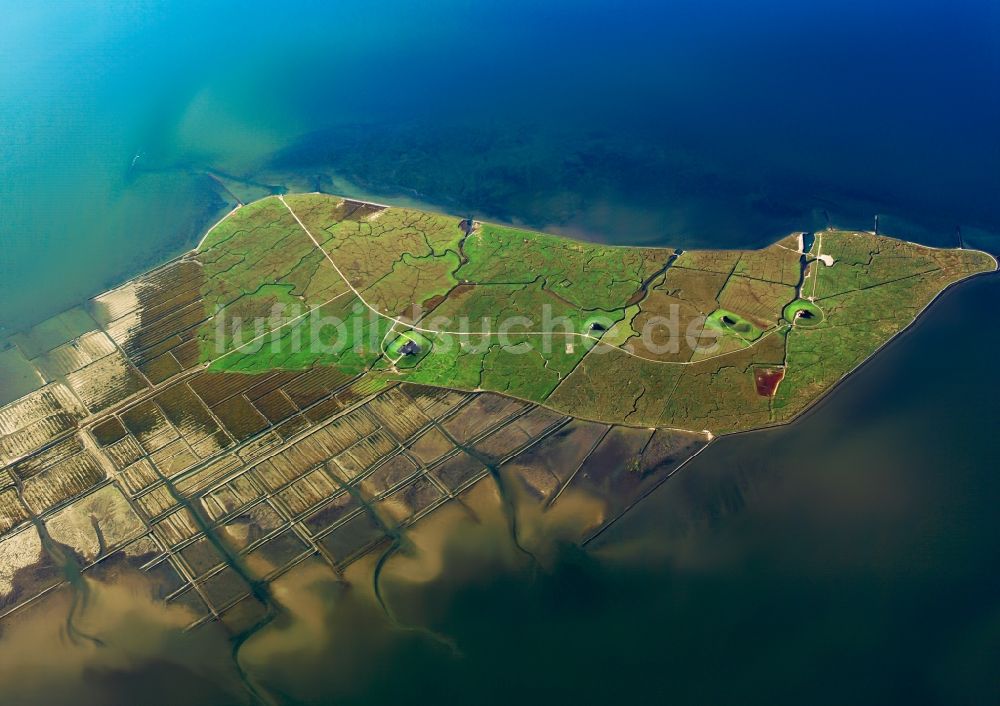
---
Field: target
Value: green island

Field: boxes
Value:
[195,194,996,434]
[0,190,994,640]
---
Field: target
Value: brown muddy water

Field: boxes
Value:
[0,275,997,706]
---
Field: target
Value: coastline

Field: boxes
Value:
[716,261,998,442]
[6,187,996,341]
[1,192,997,691]
[3,191,995,438]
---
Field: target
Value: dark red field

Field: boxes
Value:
[754,367,785,397]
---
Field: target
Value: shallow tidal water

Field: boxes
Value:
[0,1,998,704]
[1,279,996,706]
[2,0,999,332]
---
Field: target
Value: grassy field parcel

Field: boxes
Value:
[191,194,995,434]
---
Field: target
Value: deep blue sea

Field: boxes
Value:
[0,2,998,704]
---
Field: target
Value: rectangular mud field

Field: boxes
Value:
[0,230,709,632]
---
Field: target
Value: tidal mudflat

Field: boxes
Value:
[0,193,995,705]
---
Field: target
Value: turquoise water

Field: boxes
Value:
[2,0,998,333]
